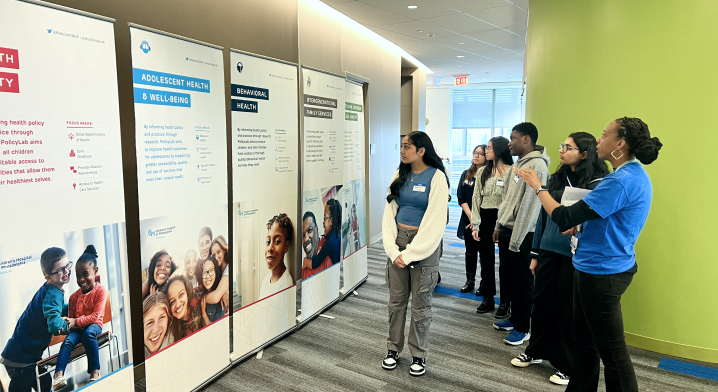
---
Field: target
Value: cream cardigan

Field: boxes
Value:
[382,169,449,265]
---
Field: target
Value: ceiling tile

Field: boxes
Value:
[356,0,459,20]
[321,0,355,5]
[430,0,512,12]
[465,28,525,52]
[366,26,422,43]
[427,35,523,59]
[418,13,495,35]
[378,20,459,39]
[466,5,527,35]
[330,1,412,26]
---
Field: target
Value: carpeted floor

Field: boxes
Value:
[201,207,718,392]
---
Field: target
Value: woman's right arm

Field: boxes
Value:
[457,171,471,218]
[470,168,483,229]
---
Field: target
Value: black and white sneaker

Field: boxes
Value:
[382,350,399,370]
[549,371,570,385]
[510,352,542,368]
[409,357,426,376]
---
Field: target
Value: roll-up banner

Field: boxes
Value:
[129,26,229,390]
[0,1,133,391]
[229,50,299,362]
[299,68,345,323]
[341,81,368,295]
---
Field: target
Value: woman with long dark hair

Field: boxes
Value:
[515,117,662,391]
[142,250,177,300]
[471,136,513,315]
[456,144,487,293]
[510,132,609,386]
[381,131,449,377]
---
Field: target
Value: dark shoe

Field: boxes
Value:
[475,280,484,296]
[494,302,511,319]
[460,280,475,293]
[409,357,426,376]
[476,297,495,313]
[382,350,399,370]
[437,271,441,285]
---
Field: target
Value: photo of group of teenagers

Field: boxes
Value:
[141,227,229,358]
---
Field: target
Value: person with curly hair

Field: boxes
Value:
[260,213,295,298]
[142,250,177,300]
[514,117,662,392]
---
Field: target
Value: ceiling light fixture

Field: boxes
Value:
[458,42,464,44]
[417,29,424,32]
[457,55,464,58]
[407,5,418,9]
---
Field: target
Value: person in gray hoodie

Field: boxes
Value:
[491,122,550,346]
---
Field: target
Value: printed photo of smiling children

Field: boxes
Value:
[301,185,343,280]
[139,206,228,358]
[233,194,297,307]
[0,223,132,392]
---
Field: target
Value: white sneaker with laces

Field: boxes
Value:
[510,352,543,368]
[549,371,570,385]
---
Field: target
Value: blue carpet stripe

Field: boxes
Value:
[433,285,501,304]
[657,358,718,382]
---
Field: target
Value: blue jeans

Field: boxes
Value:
[4,364,51,392]
[55,324,103,374]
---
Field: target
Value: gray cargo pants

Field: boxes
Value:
[386,225,441,359]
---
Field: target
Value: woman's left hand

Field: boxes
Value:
[513,167,542,190]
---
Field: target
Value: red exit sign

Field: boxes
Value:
[455,76,467,85]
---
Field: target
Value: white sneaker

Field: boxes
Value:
[549,371,570,386]
[52,376,67,391]
[510,352,543,368]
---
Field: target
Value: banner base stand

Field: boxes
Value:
[297,297,341,327]
[229,327,297,364]
[340,276,368,301]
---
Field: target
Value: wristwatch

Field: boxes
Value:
[535,185,548,195]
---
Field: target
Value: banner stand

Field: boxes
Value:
[297,297,341,326]
[340,276,368,300]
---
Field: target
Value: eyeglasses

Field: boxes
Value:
[202,270,215,278]
[49,261,73,276]
[559,144,580,152]
[323,216,332,221]
[473,152,485,157]
[484,146,493,151]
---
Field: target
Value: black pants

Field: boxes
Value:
[498,229,534,333]
[567,264,638,392]
[476,208,498,297]
[463,226,479,255]
[5,364,51,392]
[525,250,575,375]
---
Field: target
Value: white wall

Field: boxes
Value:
[425,88,451,159]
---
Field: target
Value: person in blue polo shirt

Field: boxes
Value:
[514,117,662,392]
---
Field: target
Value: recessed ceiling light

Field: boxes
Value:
[458,42,464,44]
[407,5,418,9]
[417,29,424,32]
[482,78,487,81]
[458,66,462,67]
[457,55,464,58]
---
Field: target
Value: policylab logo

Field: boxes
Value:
[147,229,156,237]
[0,47,20,94]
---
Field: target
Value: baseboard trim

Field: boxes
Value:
[626,332,718,363]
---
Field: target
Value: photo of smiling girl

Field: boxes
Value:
[259,213,295,299]
[208,236,230,315]
[142,250,177,300]
[200,256,225,324]
[165,274,205,340]
[142,292,174,356]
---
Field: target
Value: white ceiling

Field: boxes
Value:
[321,0,528,84]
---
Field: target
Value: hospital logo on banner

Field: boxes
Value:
[0,47,20,93]
[140,40,151,54]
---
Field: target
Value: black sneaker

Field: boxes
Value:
[475,281,484,296]
[409,357,426,376]
[494,302,511,319]
[510,352,542,368]
[382,350,399,370]
[476,297,495,313]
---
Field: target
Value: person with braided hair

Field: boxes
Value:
[260,213,295,298]
[514,117,662,392]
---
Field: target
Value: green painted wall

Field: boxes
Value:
[525,0,718,362]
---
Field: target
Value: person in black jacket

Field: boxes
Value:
[456,144,487,293]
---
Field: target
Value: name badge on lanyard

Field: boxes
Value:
[413,183,427,192]
[514,174,520,184]
[497,179,505,187]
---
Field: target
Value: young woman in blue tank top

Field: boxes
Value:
[381,131,449,377]
[515,117,662,392]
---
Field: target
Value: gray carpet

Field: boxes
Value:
[202,207,718,392]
